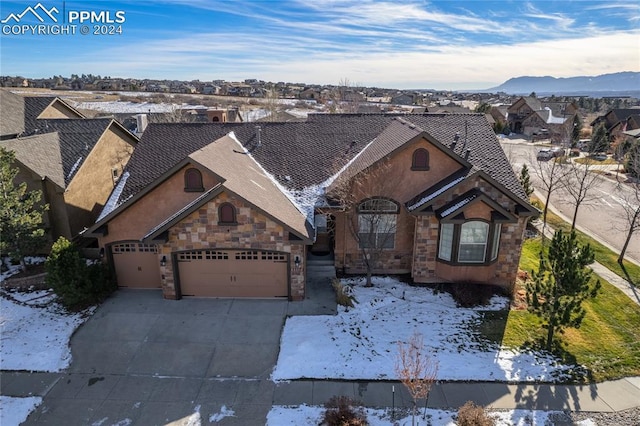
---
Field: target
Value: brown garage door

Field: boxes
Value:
[111,243,161,288]
[177,249,288,298]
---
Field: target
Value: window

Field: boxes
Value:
[438,221,501,265]
[490,224,501,261]
[184,168,204,192]
[458,221,489,263]
[438,223,454,261]
[218,203,236,225]
[411,148,429,170]
[357,198,398,249]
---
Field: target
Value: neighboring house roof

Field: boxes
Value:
[0,90,26,137]
[36,118,115,185]
[0,132,65,189]
[0,90,84,138]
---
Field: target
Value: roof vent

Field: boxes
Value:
[465,149,471,160]
[255,125,262,147]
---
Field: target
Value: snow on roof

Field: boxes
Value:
[96,171,129,222]
[408,175,466,211]
[440,194,477,217]
[66,156,83,181]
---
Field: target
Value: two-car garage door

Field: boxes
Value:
[176,249,288,298]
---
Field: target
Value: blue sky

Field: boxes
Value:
[1,0,638,90]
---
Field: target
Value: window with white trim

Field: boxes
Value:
[357,198,398,249]
[438,221,501,265]
[458,221,489,263]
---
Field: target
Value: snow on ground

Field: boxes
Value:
[273,277,573,382]
[0,288,93,372]
[0,396,42,426]
[266,405,580,426]
[73,100,207,113]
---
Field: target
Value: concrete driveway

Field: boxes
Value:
[20,282,336,426]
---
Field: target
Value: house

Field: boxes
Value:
[86,114,536,300]
[507,97,577,143]
[0,90,139,243]
[591,108,640,142]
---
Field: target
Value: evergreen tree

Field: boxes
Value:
[519,164,534,198]
[588,122,609,154]
[571,114,582,147]
[526,230,600,350]
[0,148,48,269]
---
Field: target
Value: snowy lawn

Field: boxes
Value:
[273,277,573,382]
[0,288,93,372]
[0,396,42,426]
[266,405,594,426]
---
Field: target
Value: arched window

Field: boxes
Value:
[218,203,237,225]
[357,198,399,249]
[184,168,204,192]
[411,148,429,170]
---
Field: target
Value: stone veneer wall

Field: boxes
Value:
[411,177,528,291]
[158,192,306,300]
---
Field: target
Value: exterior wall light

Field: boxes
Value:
[160,255,167,267]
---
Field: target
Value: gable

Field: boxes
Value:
[410,172,536,218]
[37,98,84,119]
[436,189,517,223]
[90,162,222,244]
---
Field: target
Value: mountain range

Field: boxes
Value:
[478,71,639,96]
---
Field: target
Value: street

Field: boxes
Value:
[500,138,640,265]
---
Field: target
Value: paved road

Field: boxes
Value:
[501,139,640,265]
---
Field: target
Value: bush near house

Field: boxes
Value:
[321,395,368,426]
[45,237,115,310]
[456,401,495,426]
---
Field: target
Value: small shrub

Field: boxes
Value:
[45,237,115,310]
[332,278,356,308]
[456,401,495,426]
[450,283,497,307]
[321,395,368,426]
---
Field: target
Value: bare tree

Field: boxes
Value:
[395,332,439,426]
[327,159,406,287]
[328,78,364,113]
[530,153,569,237]
[617,154,640,264]
[561,157,602,230]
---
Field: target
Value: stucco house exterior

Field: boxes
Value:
[86,114,536,300]
[0,90,139,243]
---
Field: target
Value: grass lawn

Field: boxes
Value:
[573,157,618,165]
[498,236,640,382]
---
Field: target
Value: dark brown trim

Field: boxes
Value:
[436,220,502,266]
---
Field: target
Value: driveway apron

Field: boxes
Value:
[21,289,293,426]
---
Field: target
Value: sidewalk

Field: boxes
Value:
[531,193,640,306]
[3,371,640,416]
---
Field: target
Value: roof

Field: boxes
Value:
[0,90,25,136]
[0,90,84,138]
[189,133,313,240]
[97,114,528,231]
[0,132,65,188]
[36,118,114,186]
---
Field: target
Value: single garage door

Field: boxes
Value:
[177,249,288,298]
[111,243,162,288]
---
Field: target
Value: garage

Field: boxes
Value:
[111,242,162,288]
[176,249,288,298]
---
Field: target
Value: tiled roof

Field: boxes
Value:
[36,118,112,186]
[117,113,527,208]
[0,132,65,188]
